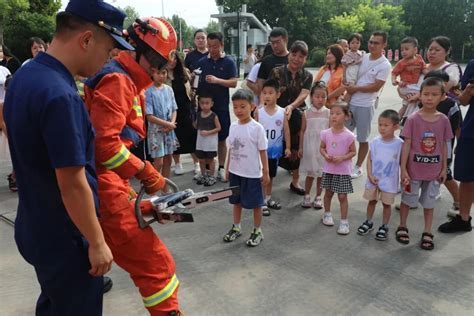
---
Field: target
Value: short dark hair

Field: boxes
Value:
[55,12,97,36]
[246,44,252,50]
[231,89,254,103]
[194,29,206,38]
[207,32,224,43]
[348,33,362,44]
[270,27,288,39]
[371,31,388,43]
[425,69,450,83]
[400,37,418,48]
[198,90,213,101]
[428,36,451,54]
[27,37,46,57]
[262,78,280,92]
[420,77,446,94]
[379,109,400,125]
[289,40,308,56]
[311,81,328,96]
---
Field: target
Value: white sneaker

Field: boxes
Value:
[313,197,323,210]
[218,168,228,182]
[301,195,312,208]
[174,163,184,175]
[351,165,362,179]
[337,222,350,235]
[194,163,200,175]
[322,212,334,226]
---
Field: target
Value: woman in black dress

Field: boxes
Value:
[166,54,199,175]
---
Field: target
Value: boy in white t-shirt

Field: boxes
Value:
[255,79,291,216]
[357,110,403,241]
[223,89,270,247]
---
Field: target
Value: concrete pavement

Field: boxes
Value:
[1,79,473,315]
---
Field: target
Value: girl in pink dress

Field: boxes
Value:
[320,102,356,235]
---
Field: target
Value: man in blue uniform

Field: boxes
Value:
[3,1,133,314]
[196,32,238,181]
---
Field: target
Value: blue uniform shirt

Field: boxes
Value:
[197,54,237,112]
[3,52,98,263]
[184,50,208,72]
[460,59,474,139]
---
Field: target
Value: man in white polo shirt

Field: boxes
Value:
[345,30,391,178]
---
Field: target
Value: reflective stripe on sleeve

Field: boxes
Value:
[142,274,179,308]
[132,96,143,117]
[102,144,131,169]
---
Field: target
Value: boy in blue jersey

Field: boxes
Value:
[255,79,291,215]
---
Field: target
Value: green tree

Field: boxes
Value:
[402,0,473,60]
[328,13,365,40]
[4,0,58,61]
[120,5,140,29]
[169,14,195,51]
[0,0,29,45]
[205,20,220,34]
[215,0,368,49]
[328,2,408,50]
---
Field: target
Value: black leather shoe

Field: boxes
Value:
[103,276,113,294]
[290,183,305,196]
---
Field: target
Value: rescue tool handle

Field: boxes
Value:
[135,178,179,229]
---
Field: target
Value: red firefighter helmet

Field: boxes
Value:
[127,17,177,68]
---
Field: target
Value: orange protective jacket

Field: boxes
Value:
[85,52,150,180]
[84,52,180,314]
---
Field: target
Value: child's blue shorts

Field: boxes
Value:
[229,172,264,209]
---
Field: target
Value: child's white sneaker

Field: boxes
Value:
[322,212,334,226]
[218,168,228,182]
[313,197,323,210]
[351,165,363,178]
[337,222,350,235]
[301,195,312,208]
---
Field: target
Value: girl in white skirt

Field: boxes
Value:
[299,81,330,209]
[320,102,356,235]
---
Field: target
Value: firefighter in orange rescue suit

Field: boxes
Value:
[84,17,182,316]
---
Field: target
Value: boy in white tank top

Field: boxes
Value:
[255,79,291,216]
[357,110,403,241]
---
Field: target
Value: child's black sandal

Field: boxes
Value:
[420,232,434,250]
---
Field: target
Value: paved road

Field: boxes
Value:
[1,77,473,315]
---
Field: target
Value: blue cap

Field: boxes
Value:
[65,0,134,51]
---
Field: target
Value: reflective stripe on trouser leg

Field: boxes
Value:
[142,274,180,308]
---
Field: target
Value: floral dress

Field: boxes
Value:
[145,84,179,158]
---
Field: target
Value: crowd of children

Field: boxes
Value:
[142,34,468,249]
